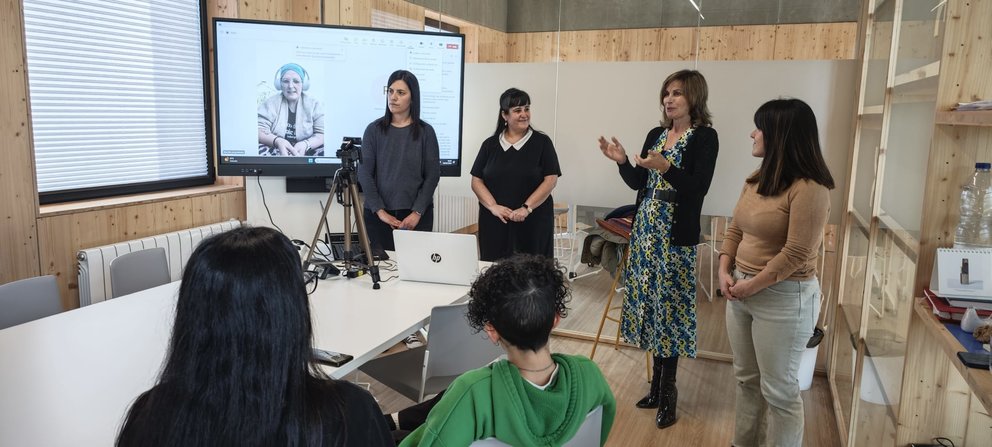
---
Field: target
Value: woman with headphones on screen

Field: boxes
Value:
[258,62,325,156]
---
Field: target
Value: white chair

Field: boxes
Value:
[359,302,504,403]
[696,215,730,302]
[0,275,62,330]
[110,247,171,298]
[470,406,604,447]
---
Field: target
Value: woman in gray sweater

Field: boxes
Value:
[358,70,440,251]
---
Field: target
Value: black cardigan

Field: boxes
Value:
[616,125,719,246]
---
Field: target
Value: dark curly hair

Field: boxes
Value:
[466,254,571,352]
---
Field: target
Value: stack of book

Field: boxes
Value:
[923,288,992,323]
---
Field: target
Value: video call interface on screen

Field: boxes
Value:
[213,20,464,175]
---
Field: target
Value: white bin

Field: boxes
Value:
[798,345,818,391]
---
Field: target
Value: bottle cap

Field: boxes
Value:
[977,162,992,169]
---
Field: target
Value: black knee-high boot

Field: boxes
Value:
[656,356,678,428]
[635,355,664,408]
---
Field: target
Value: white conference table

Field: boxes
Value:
[0,272,472,446]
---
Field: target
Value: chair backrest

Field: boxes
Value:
[0,275,62,330]
[110,247,171,298]
[421,302,505,398]
[470,405,604,447]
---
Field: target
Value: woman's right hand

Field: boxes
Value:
[597,136,627,164]
[717,253,737,301]
[487,204,513,224]
[718,267,737,301]
[376,209,402,229]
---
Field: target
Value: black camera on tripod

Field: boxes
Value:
[336,136,362,168]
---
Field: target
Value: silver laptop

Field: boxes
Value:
[393,230,480,286]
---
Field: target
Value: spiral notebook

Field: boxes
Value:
[929,247,992,309]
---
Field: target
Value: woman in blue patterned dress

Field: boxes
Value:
[597,69,719,429]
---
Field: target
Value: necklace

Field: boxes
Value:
[515,362,555,373]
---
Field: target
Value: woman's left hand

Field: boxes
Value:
[729,278,761,300]
[633,151,671,173]
[399,212,421,230]
[509,207,528,222]
[290,142,308,156]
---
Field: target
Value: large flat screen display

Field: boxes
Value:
[213,19,465,178]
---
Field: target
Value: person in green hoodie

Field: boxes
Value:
[397,254,616,446]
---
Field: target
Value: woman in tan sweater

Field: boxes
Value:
[717,98,834,447]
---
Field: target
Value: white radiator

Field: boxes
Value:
[434,193,478,233]
[76,220,241,306]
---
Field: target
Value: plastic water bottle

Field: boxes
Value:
[955,162,992,247]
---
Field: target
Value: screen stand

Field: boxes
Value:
[286,176,332,193]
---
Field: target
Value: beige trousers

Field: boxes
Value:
[726,270,820,447]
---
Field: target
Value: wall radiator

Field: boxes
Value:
[434,193,478,233]
[76,220,241,307]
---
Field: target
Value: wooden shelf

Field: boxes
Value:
[893,61,940,87]
[935,110,992,127]
[911,299,992,412]
[863,104,884,115]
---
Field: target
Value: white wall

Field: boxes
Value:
[249,59,858,240]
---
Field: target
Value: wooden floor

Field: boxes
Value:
[347,334,840,446]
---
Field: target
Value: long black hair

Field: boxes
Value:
[117,226,349,447]
[465,254,570,351]
[376,69,425,139]
[491,88,537,138]
[747,98,835,196]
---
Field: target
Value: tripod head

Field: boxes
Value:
[336,136,362,172]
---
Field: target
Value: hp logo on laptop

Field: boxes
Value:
[430,253,442,263]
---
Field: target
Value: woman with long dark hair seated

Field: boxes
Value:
[116,226,392,447]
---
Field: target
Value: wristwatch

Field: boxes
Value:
[521,203,532,214]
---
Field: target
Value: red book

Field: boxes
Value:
[596,217,632,241]
[924,288,992,322]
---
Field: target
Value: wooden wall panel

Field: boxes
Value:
[774,23,858,60]
[506,32,558,63]
[192,191,248,227]
[698,25,776,61]
[504,23,855,64]
[0,0,41,284]
[290,0,321,24]
[337,0,372,26]
[240,0,292,21]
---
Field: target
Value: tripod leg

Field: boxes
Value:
[304,180,341,268]
[349,183,381,289]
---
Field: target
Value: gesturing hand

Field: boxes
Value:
[597,136,627,164]
[633,151,671,173]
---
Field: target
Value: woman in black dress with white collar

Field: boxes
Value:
[470,88,562,262]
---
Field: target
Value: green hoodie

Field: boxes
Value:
[399,354,616,447]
